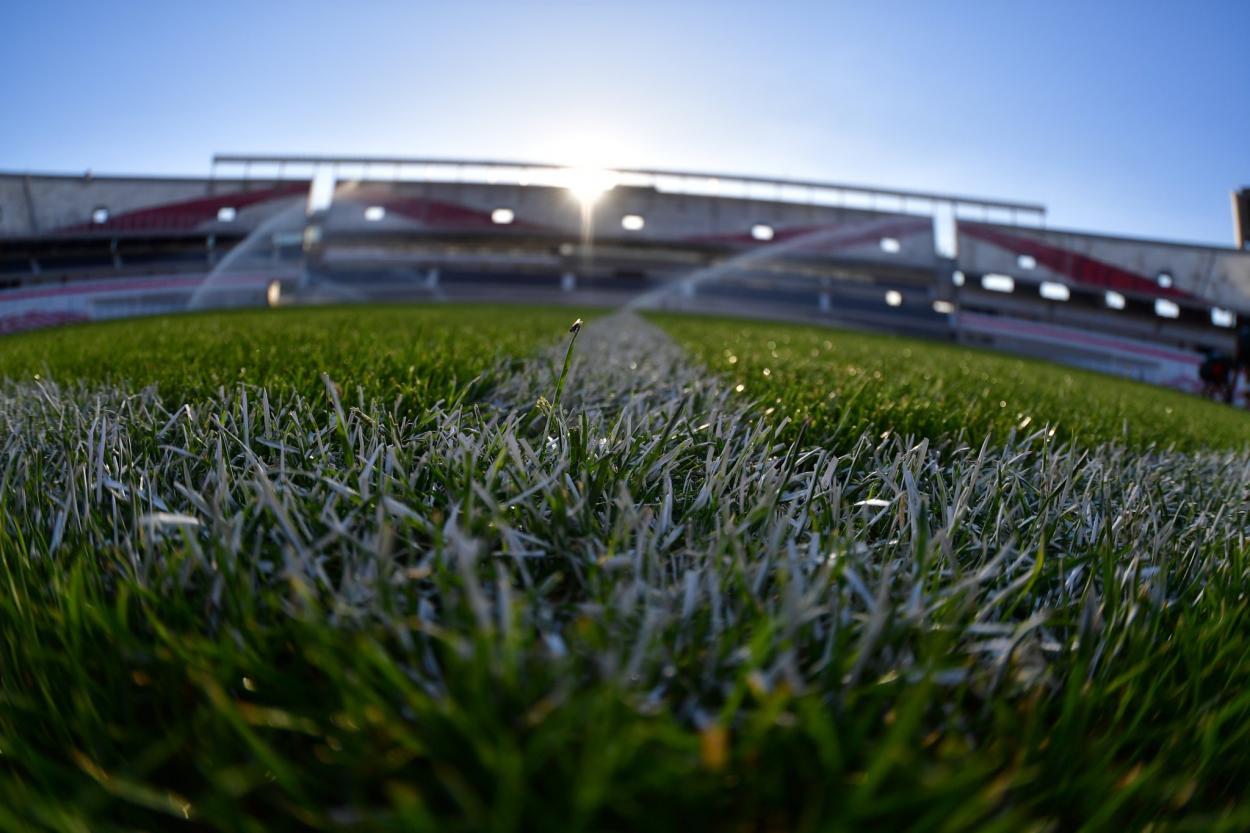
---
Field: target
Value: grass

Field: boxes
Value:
[2,303,1250,831]
[658,313,1250,451]
[0,304,575,404]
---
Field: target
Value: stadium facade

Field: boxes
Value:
[3,154,1249,395]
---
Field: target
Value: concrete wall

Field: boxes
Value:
[0,173,939,273]
[326,180,940,270]
[956,220,1250,312]
[0,173,307,237]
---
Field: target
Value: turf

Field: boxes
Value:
[658,313,1250,451]
[2,304,1250,831]
[0,304,574,404]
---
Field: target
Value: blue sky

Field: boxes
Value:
[2,1,1247,245]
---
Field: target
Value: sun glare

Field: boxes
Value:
[562,168,617,207]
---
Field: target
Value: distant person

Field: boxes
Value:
[1199,349,1236,403]
[1237,323,1250,404]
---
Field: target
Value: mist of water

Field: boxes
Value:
[188,180,884,322]
[187,199,309,310]
[625,222,882,312]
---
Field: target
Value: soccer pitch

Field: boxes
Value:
[1,304,1249,831]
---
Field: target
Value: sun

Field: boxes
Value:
[535,126,632,206]
[561,167,618,208]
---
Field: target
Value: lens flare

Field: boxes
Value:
[562,168,617,207]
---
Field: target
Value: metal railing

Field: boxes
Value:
[211,153,1046,224]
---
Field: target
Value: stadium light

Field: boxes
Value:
[1105,290,1126,309]
[1157,272,1173,289]
[364,205,386,222]
[217,206,237,222]
[952,270,966,286]
[1212,307,1236,328]
[1155,298,1180,319]
[491,208,515,225]
[751,223,775,241]
[982,274,1014,293]
[885,290,903,307]
[1039,281,1070,301]
[932,300,955,314]
[91,207,109,224]
[1017,254,1037,269]
[880,237,901,253]
[621,214,645,231]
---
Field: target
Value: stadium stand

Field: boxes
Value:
[3,156,1249,395]
[952,221,1250,390]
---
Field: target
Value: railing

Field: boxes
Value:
[211,153,1047,226]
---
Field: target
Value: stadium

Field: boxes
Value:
[5,153,1250,830]
[4,4,1250,830]
[5,156,1250,395]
